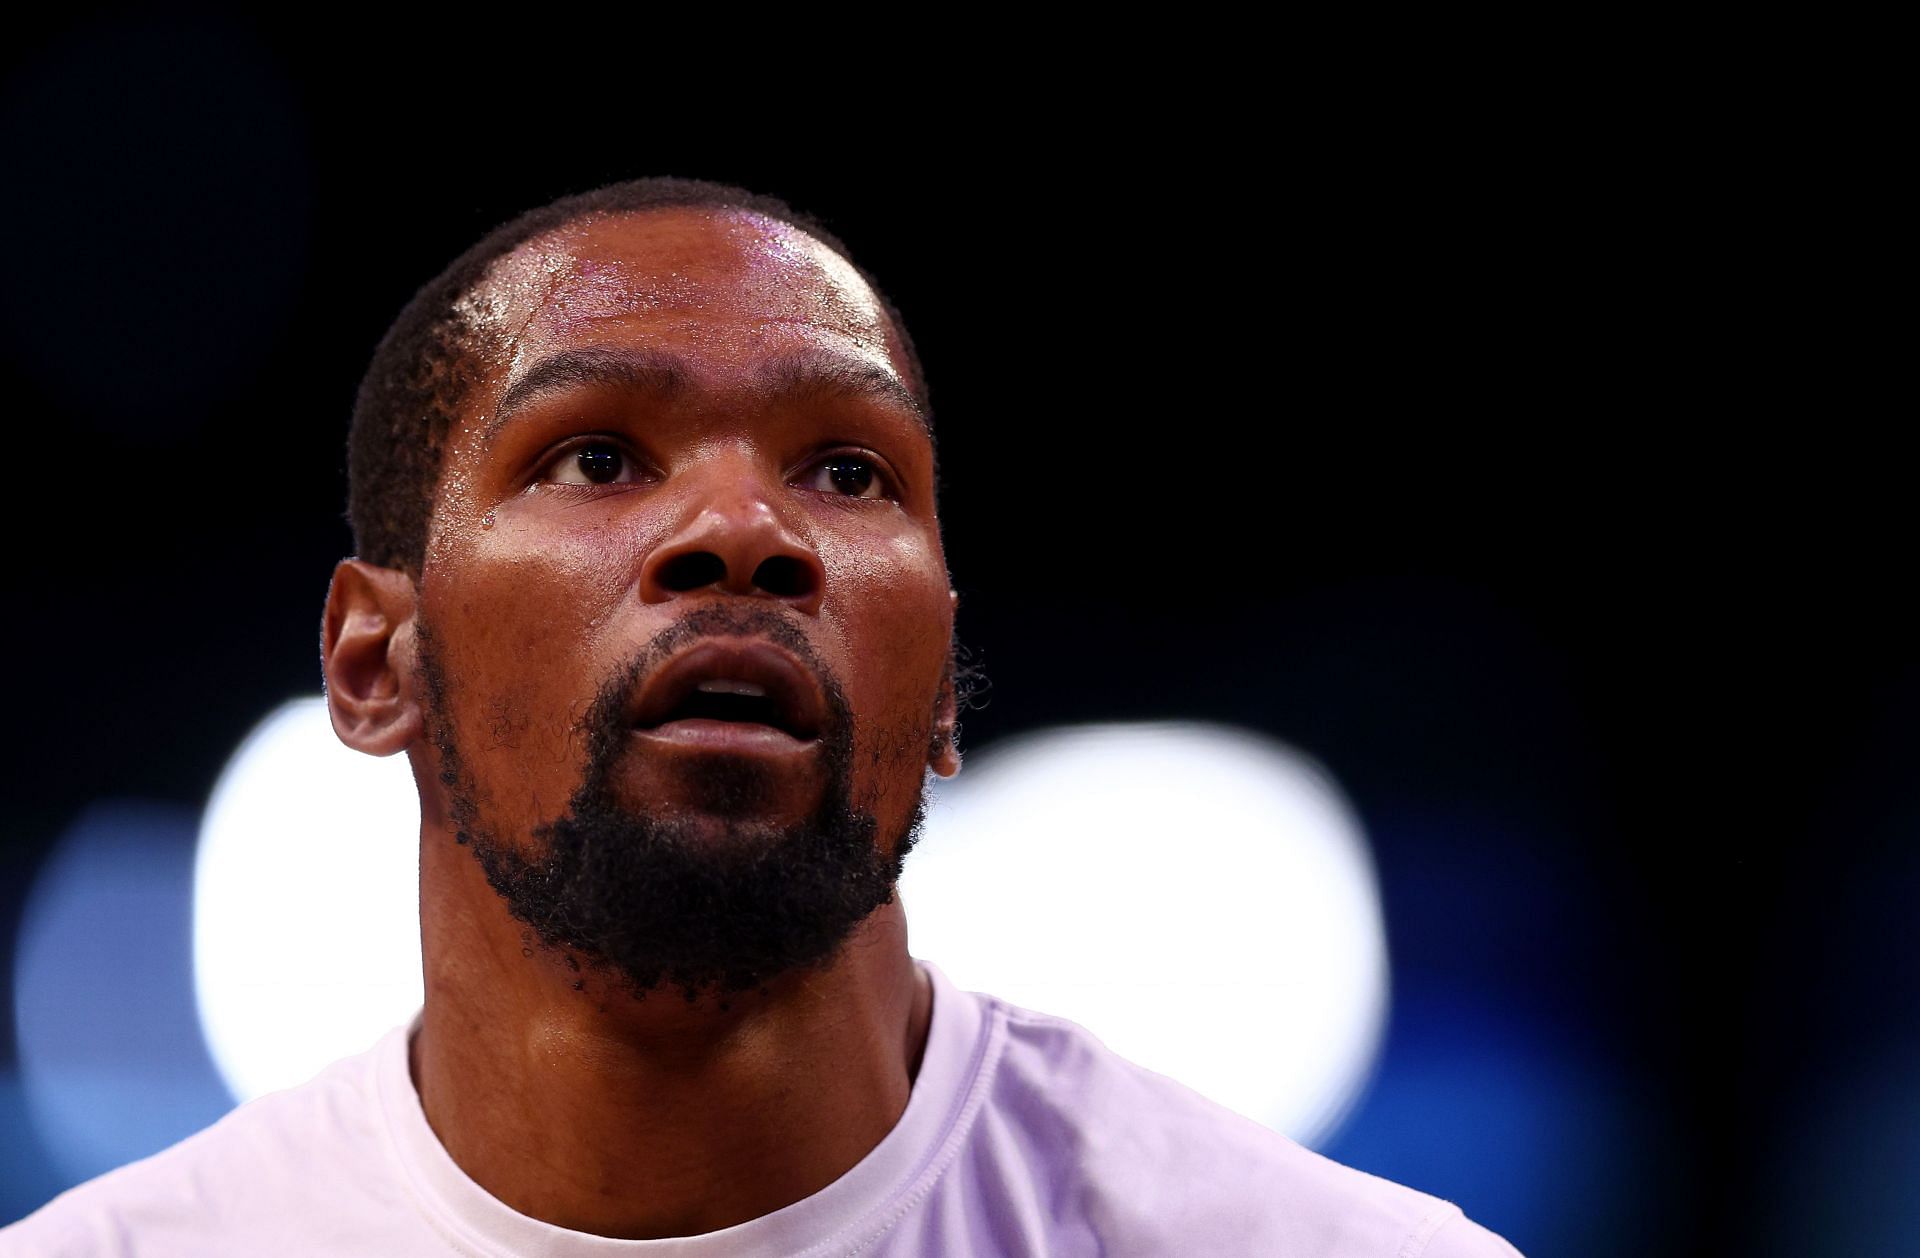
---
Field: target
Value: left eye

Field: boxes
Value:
[806,455,886,499]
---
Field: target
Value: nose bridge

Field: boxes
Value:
[692,443,784,531]
[638,444,825,612]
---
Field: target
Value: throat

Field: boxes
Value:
[408,938,926,1241]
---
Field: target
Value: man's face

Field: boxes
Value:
[409,208,955,997]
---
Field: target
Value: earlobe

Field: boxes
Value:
[321,559,423,757]
[931,729,961,778]
[930,671,961,778]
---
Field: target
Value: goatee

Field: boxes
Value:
[416,604,926,1002]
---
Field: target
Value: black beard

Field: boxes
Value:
[416,603,926,1003]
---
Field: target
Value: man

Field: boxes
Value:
[6,178,1522,1256]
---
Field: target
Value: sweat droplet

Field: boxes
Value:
[481,510,496,530]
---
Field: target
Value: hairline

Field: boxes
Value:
[463,203,924,390]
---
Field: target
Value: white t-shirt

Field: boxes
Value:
[4,960,1522,1256]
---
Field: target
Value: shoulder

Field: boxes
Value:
[1,1031,413,1258]
[968,994,1522,1258]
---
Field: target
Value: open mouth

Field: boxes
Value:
[628,641,827,744]
[652,681,804,736]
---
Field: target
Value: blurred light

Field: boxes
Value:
[1319,992,1654,1258]
[901,721,1389,1145]
[194,699,420,1102]
[14,803,232,1182]
[193,705,1387,1142]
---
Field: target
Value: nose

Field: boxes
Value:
[637,454,826,616]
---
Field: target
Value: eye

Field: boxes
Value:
[806,454,887,499]
[545,440,638,486]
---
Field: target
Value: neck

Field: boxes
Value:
[410,818,933,1240]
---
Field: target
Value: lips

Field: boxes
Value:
[626,640,827,742]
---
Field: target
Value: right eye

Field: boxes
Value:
[544,440,638,486]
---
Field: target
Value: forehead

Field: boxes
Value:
[455,208,907,394]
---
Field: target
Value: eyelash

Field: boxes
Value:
[532,438,899,501]
[532,437,649,489]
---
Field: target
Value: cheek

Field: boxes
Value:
[420,521,649,810]
[448,504,653,650]
[821,539,952,769]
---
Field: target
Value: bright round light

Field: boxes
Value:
[193,698,422,1102]
[900,722,1389,1146]
[193,704,1387,1142]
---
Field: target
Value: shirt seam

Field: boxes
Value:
[1397,1202,1465,1258]
[371,1029,511,1258]
[823,1001,1009,1257]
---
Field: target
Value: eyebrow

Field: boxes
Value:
[484,344,928,443]
[762,348,929,430]
[486,347,690,442]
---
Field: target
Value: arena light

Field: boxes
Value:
[14,803,234,1181]
[900,722,1389,1146]
[193,703,1386,1143]
[193,698,422,1102]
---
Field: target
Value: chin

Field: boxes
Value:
[642,806,821,853]
[609,750,827,826]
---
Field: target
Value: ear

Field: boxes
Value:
[930,589,961,778]
[321,559,423,757]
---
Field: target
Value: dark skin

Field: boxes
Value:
[320,208,960,1239]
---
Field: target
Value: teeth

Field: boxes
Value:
[694,679,767,698]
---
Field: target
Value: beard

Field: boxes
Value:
[415,603,929,1003]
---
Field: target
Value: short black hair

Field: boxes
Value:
[347,177,932,574]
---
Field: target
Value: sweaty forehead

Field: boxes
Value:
[454,208,903,382]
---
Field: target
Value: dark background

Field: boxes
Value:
[0,15,1900,1257]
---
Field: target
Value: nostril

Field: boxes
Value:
[656,551,726,593]
[752,555,815,599]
